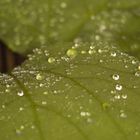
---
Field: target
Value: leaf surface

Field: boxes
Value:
[0,42,140,140]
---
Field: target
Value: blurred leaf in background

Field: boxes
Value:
[0,42,140,140]
[0,0,140,58]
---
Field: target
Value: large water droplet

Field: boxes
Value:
[48,57,56,63]
[66,48,77,59]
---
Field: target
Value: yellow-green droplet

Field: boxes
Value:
[48,57,55,63]
[36,73,44,80]
[66,48,77,59]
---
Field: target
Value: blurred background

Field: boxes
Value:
[0,41,25,73]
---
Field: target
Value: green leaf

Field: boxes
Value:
[0,0,140,57]
[0,42,140,140]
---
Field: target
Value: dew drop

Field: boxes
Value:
[17,91,24,97]
[114,95,121,100]
[36,73,44,80]
[135,71,140,77]
[81,50,86,54]
[48,57,55,63]
[132,60,137,65]
[115,84,123,91]
[138,65,140,71]
[66,48,77,59]
[42,101,47,105]
[111,52,117,57]
[120,110,127,118]
[60,2,67,8]
[43,91,48,95]
[88,49,95,55]
[112,74,120,81]
[122,94,127,99]
[16,129,21,135]
[80,111,91,117]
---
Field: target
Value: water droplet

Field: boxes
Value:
[19,107,24,111]
[36,73,44,80]
[60,2,67,8]
[111,52,117,57]
[88,49,95,55]
[17,91,24,97]
[66,48,77,59]
[48,57,55,63]
[80,111,91,117]
[114,95,121,100]
[42,101,47,105]
[122,94,127,99]
[120,110,127,118]
[81,50,86,54]
[132,60,137,65]
[135,131,139,135]
[112,74,120,80]
[16,129,21,135]
[135,71,140,77]
[138,65,140,71]
[115,84,123,91]
[43,91,48,95]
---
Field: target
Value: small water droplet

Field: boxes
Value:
[66,48,77,59]
[16,129,21,135]
[115,84,123,91]
[80,111,91,117]
[111,52,117,57]
[122,94,127,99]
[88,49,95,55]
[120,110,127,118]
[48,57,56,63]
[81,50,86,54]
[132,60,137,65]
[17,91,24,97]
[112,74,120,80]
[114,95,121,100]
[42,101,47,105]
[60,2,67,8]
[135,71,140,77]
[36,73,44,80]
[138,65,140,71]
[43,91,48,95]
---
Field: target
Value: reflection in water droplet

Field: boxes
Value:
[66,48,77,59]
